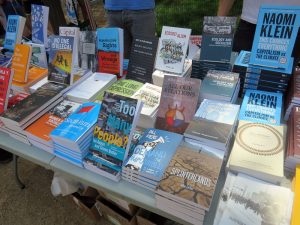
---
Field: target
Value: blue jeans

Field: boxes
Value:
[106,9,156,59]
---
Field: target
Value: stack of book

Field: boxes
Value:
[155,141,224,225]
[184,99,240,157]
[84,92,143,181]
[214,172,294,225]
[199,70,240,104]
[284,66,300,121]
[191,16,236,80]
[0,82,66,144]
[25,99,80,153]
[50,102,101,167]
[232,51,292,97]
[285,107,300,172]
[131,83,162,128]
[66,72,116,103]
[122,128,182,191]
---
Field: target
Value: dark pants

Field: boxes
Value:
[233,19,300,63]
[106,9,156,59]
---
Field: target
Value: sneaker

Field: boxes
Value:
[0,149,13,164]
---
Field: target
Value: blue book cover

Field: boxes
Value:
[250,5,300,69]
[124,128,182,180]
[97,28,120,52]
[31,4,49,47]
[4,15,22,51]
[90,92,142,165]
[51,102,101,142]
[239,90,282,125]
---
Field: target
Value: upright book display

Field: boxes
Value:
[31,4,49,47]
[0,67,13,114]
[4,15,26,51]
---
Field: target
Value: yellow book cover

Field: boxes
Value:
[291,165,300,225]
[11,44,32,83]
[229,120,286,183]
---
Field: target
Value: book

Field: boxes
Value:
[229,120,286,184]
[155,26,191,74]
[48,35,75,85]
[187,35,202,60]
[90,92,143,168]
[97,28,124,79]
[3,15,26,51]
[65,0,78,25]
[31,4,49,47]
[25,99,80,146]
[200,16,236,62]
[28,43,48,69]
[11,44,32,83]
[291,165,300,225]
[124,128,182,181]
[66,72,117,103]
[184,99,239,150]
[94,79,143,102]
[155,75,201,134]
[126,35,159,83]
[239,89,282,125]
[79,31,97,72]
[59,26,80,67]
[0,67,13,114]
[156,142,223,211]
[250,5,300,69]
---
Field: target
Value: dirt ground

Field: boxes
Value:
[0,158,111,225]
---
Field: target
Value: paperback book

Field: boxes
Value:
[0,67,13,114]
[155,75,201,134]
[28,42,48,69]
[11,44,32,83]
[31,4,49,47]
[48,35,75,85]
[79,31,97,71]
[155,26,191,74]
[4,15,26,51]
[187,35,202,60]
[126,35,159,83]
[250,5,300,69]
[239,89,282,125]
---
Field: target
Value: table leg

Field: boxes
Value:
[13,155,25,189]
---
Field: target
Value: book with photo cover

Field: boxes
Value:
[250,5,300,69]
[155,75,201,134]
[200,16,236,62]
[126,35,159,83]
[155,26,191,74]
[79,31,97,72]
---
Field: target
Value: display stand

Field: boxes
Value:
[0,131,226,225]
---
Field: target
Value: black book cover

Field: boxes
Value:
[240,72,289,83]
[126,35,158,83]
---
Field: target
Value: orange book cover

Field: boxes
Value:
[98,51,120,77]
[25,99,80,142]
[11,44,32,83]
[291,165,300,225]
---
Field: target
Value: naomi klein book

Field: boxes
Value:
[155,26,191,74]
[155,75,201,134]
[250,5,300,69]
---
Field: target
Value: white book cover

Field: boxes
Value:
[66,72,116,103]
[217,173,293,225]
[155,26,191,74]
[27,42,48,69]
[188,35,202,59]
[131,83,162,117]
[59,26,80,67]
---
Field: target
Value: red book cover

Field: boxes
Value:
[0,67,13,114]
[97,51,121,78]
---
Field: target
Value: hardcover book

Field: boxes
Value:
[126,35,159,83]
[31,4,49,47]
[59,26,80,67]
[155,75,201,134]
[239,89,282,125]
[97,28,124,79]
[4,15,26,51]
[250,5,300,69]
[0,67,13,114]
[48,35,75,85]
[157,143,223,211]
[79,31,97,72]
[200,16,236,62]
[155,26,191,74]
[90,92,143,167]
[124,128,182,181]
[11,44,32,83]
[229,120,286,183]
[25,99,80,144]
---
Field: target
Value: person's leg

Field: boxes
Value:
[232,19,256,53]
